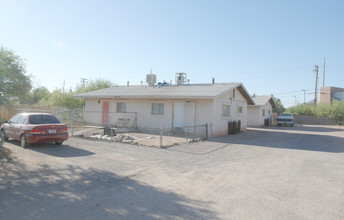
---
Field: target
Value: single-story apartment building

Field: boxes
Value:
[247,95,276,127]
[73,82,255,137]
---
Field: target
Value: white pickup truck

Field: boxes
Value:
[277,113,294,127]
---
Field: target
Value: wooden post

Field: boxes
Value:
[71,110,74,136]
[159,129,163,148]
[186,127,188,143]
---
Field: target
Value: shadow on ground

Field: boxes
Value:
[0,161,217,219]
[208,126,344,153]
[7,140,95,158]
[275,125,344,133]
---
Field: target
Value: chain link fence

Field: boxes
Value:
[11,107,208,147]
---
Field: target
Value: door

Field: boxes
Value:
[102,101,109,125]
[13,115,26,140]
[173,102,195,129]
[5,114,21,138]
[173,102,184,127]
[184,102,195,133]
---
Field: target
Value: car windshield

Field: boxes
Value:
[280,114,292,117]
[29,115,61,124]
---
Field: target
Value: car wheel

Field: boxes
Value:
[55,141,64,145]
[20,134,28,148]
[1,129,9,141]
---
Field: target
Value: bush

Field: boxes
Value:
[286,104,314,115]
[316,100,344,123]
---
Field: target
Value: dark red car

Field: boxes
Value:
[0,113,69,148]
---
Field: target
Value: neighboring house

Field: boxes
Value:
[247,95,276,127]
[319,86,344,104]
[73,83,254,137]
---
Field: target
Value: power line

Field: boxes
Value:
[273,89,313,96]
[80,78,88,86]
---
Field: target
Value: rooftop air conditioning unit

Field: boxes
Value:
[176,72,186,86]
[146,74,157,86]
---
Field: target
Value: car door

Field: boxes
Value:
[13,115,26,140]
[5,114,21,138]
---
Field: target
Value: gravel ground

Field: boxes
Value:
[72,126,201,147]
[0,125,344,219]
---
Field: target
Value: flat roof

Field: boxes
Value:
[73,83,255,104]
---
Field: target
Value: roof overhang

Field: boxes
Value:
[237,85,255,105]
[269,97,277,108]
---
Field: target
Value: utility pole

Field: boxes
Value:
[302,89,306,104]
[294,96,297,106]
[314,65,319,111]
[80,78,88,86]
[322,57,326,87]
[62,80,65,93]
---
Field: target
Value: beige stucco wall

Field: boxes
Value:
[247,106,260,126]
[84,98,213,135]
[320,87,344,104]
[83,87,249,138]
[211,88,247,137]
[247,103,273,127]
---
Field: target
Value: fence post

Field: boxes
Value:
[71,109,74,136]
[186,127,188,143]
[159,128,163,148]
[205,124,208,139]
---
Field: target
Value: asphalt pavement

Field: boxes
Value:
[1,125,343,219]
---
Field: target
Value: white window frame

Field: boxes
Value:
[117,102,127,113]
[237,106,243,114]
[262,109,266,116]
[151,103,164,115]
[222,104,230,118]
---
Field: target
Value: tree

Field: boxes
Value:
[316,101,344,124]
[40,89,84,109]
[31,86,51,104]
[19,86,51,104]
[285,104,314,115]
[75,78,114,94]
[40,78,114,109]
[0,46,32,105]
[330,100,344,123]
[272,97,285,114]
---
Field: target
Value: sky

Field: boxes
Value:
[1,0,343,107]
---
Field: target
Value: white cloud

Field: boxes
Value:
[53,39,66,49]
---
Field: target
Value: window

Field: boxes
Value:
[17,115,26,124]
[152,103,164,115]
[117,102,127,113]
[9,114,21,124]
[29,115,60,124]
[222,105,230,117]
[268,110,271,115]
[237,106,243,113]
[262,109,266,116]
[233,89,236,99]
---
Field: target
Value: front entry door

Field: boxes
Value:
[173,102,184,127]
[102,101,109,125]
[173,102,195,130]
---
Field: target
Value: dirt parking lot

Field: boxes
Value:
[1,125,344,219]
